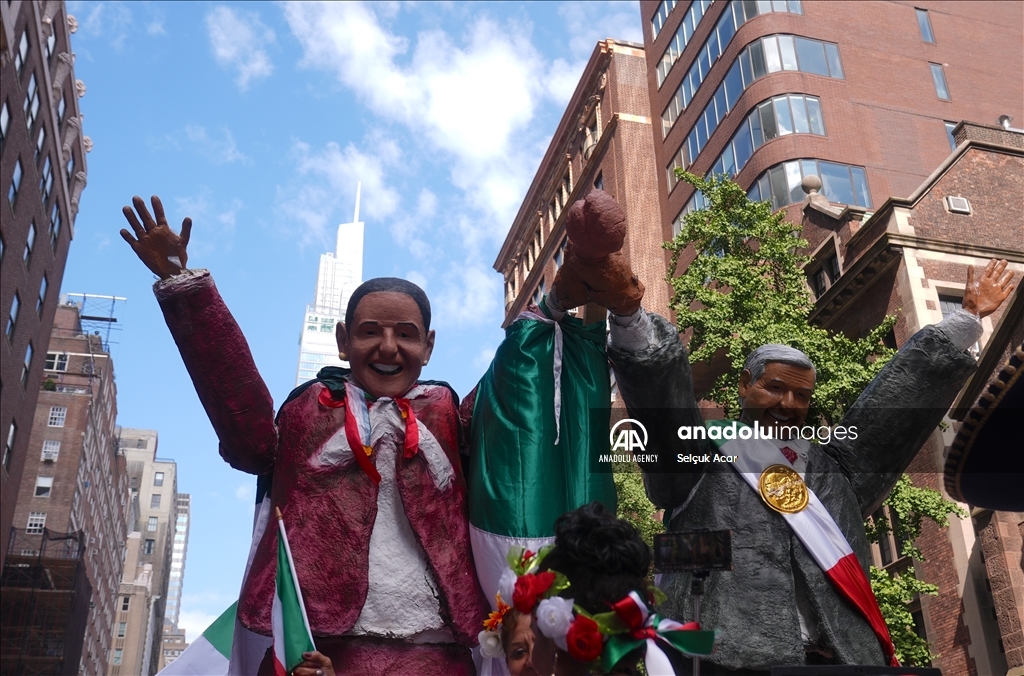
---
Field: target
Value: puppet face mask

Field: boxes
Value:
[738,361,815,432]
[336,291,435,399]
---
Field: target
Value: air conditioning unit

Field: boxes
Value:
[42,451,57,462]
[945,195,971,214]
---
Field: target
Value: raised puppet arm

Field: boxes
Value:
[825,258,1014,516]
[121,196,277,474]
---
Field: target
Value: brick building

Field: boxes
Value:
[641,0,1022,241]
[2,0,91,570]
[636,2,1021,671]
[794,122,1023,675]
[495,39,668,325]
[6,300,129,675]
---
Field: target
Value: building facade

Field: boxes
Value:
[637,3,1023,672]
[2,0,91,571]
[641,1,1022,238]
[113,427,177,676]
[157,493,191,672]
[295,184,364,386]
[794,122,1023,675]
[6,300,129,675]
[496,39,667,325]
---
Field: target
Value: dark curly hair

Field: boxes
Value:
[540,501,651,614]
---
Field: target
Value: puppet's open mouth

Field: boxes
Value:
[370,363,403,375]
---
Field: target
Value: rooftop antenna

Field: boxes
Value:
[353,181,361,223]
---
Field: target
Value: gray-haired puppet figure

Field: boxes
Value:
[607,260,1014,673]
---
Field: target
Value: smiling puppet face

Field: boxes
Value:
[738,361,816,432]
[336,291,435,400]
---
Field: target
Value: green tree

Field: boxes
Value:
[865,475,967,665]
[666,170,962,664]
[665,172,895,423]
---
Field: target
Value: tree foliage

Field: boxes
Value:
[865,476,967,665]
[665,172,896,423]
[666,170,963,665]
[613,465,664,551]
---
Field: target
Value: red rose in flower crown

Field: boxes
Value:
[512,571,556,613]
[565,614,604,662]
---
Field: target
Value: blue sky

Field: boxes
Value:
[62,1,642,641]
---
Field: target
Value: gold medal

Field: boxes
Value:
[758,464,809,514]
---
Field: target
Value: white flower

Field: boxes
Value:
[535,596,575,650]
[497,568,517,606]
[479,630,504,659]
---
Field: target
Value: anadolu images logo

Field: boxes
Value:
[610,418,648,452]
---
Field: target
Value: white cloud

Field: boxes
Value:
[184,125,248,164]
[72,1,134,49]
[473,346,496,372]
[436,262,502,328]
[558,1,643,59]
[218,199,243,230]
[146,20,166,36]
[178,608,220,643]
[406,270,429,291]
[205,6,275,90]
[278,138,401,251]
[282,3,547,239]
[234,483,253,502]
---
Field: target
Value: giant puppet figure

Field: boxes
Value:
[610,260,1014,672]
[120,196,489,675]
[120,190,652,675]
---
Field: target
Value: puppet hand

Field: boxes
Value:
[292,651,336,676]
[963,259,1015,318]
[119,195,192,279]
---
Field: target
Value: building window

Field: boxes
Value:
[930,63,950,100]
[147,516,158,532]
[23,222,36,267]
[9,159,23,211]
[117,622,126,638]
[154,471,164,486]
[37,275,48,315]
[41,440,60,462]
[26,512,46,534]
[113,649,122,665]
[35,126,46,164]
[15,32,29,78]
[650,0,679,40]
[4,423,16,473]
[40,157,53,206]
[655,0,714,87]
[665,33,843,165]
[22,343,34,387]
[7,293,19,340]
[151,494,162,508]
[594,172,603,191]
[915,8,935,43]
[46,26,57,60]
[143,539,155,555]
[809,254,841,299]
[34,476,53,498]
[48,406,67,427]
[50,203,62,248]
[747,159,871,211]
[122,596,130,611]
[24,74,40,131]
[1,101,10,156]
[57,93,66,128]
[944,121,958,152]
[938,294,963,318]
[693,94,826,183]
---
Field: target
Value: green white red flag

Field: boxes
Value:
[273,509,316,676]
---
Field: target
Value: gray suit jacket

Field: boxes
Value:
[608,314,976,671]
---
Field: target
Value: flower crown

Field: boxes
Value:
[479,546,715,673]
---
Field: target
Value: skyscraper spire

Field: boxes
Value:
[353,181,361,226]
[297,183,366,386]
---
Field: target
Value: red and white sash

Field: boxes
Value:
[715,424,898,666]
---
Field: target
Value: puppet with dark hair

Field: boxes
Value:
[119,189,649,675]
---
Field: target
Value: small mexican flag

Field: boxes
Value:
[272,508,316,676]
